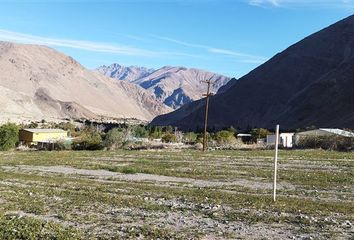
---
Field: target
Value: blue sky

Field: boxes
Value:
[0,0,353,77]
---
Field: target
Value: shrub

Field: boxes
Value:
[103,128,127,150]
[0,213,83,239]
[214,130,237,145]
[161,133,177,143]
[121,166,138,174]
[0,123,19,151]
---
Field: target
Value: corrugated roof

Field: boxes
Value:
[320,128,354,137]
[297,128,354,138]
[23,129,67,133]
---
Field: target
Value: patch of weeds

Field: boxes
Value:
[121,166,138,174]
[0,213,83,239]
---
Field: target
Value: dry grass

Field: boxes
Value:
[0,149,353,239]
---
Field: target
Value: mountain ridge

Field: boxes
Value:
[151,14,354,130]
[97,64,231,109]
[0,41,171,123]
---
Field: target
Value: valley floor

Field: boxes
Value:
[0,150,353,239]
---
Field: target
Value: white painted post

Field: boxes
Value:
[273,124,280,202]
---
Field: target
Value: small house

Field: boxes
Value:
[266,133,295,148]
[19,129,68,145]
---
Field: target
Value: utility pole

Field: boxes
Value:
[201,79,214,152]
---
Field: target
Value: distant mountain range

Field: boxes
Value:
[96,63,154,83]
[151,14,354,130]
[0,41,171,123]
[97,64,231,109]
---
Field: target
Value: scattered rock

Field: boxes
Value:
[342,220,352,228]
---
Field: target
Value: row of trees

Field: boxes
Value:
[0,120,276,151]
[71,126,238,150]
[3,121,354,151]
[69,126,274,150]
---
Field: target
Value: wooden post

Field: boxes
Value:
[201,80,214,152]
[273,124,279,202]
[203,85,210,152]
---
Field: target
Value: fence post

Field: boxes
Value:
[273,124,280,202]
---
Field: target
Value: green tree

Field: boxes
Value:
[0,123,19,151]
[103,128,127,150]
[149,126,163,139]
[131,125,149,138]
[73,128,103,150]
[55,122,77,137]
[215,130,236,145]
[250,128,271,142]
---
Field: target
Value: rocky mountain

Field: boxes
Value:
[97,64,231,109]
[151,14,354,130]
[96,63,154,83]
[0,41,171,123]
[216,77,237,94]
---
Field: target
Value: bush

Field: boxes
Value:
[103,128,127,150]
[161,133,177,143]
[121,166,138,174]
[72,128,103,150]
[0,123,19,151]
[214,130,236,145]
[183,132,198,144]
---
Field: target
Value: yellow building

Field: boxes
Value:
[19,129,68,144]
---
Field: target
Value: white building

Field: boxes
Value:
[266,133,295,148]
[294,128,354,145]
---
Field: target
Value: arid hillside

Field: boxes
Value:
[0,41,171,123]
[152,14,354,130]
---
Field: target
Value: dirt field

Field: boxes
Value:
[0,150,353,239]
